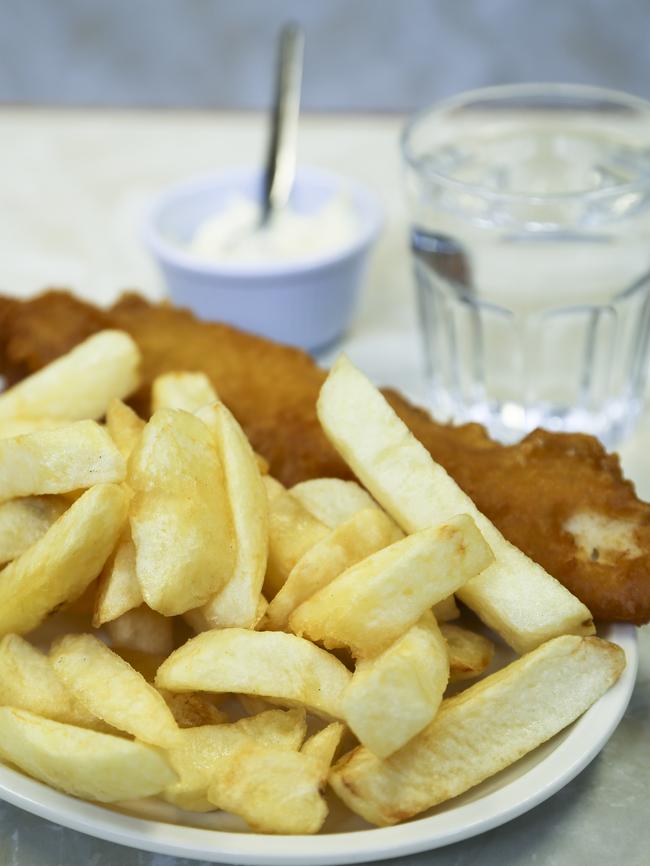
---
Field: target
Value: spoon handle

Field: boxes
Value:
[261,23,304,224]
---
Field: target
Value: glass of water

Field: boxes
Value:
[402,83,650,445]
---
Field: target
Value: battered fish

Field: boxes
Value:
[0,290,648,624]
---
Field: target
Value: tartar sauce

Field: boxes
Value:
[188,193,360,264]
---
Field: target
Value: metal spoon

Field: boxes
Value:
[259,23,304,228]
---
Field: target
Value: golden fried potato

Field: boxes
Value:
[206,741,328,833]
[289,478,380,528]
[0,330,140,423]
[163,708,306,811]
[0,483,128,637]
[156,629,351,720]
[105,398,145,459]
[51,633,180,748]
[0,634,103,730]
[194,402,268,629]
[442,623,495,682]
[300,721,344,766]
[104,605,174,656]
[266,507,403,630]
[341,612,449,758]
[330,635,625,826]
[0,707,175,802]
[0,496,67,565]
[151,371,218,413]
[262,477,330,599]
[289,515,493,658]
[92,528,143,627]
[128,409,235,615]
[0,420,125,499]
[317,356,595,654]
[0,418,69,438]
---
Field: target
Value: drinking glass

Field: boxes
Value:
[402,84,650,445]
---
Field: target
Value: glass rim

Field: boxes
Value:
[401,82,650,204]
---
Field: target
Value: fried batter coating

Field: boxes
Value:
[0,290,648,624]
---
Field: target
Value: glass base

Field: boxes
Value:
[429,392,643,449]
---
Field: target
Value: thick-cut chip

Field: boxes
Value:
[104,605,174,656]
[105,398,145,459]
[266,508,404,630]
[0,707,175,802]
[207,741,329,834]
[0,330,140,422]
[289,514,493,658]
[92,528,143,627]
[0,496,67,565]
[300,722,344,767]
[0,420,125,499]
[330,635,625,826]
[432,595,460,622]
[262,477,330,599]
[0,634,103,730]
[51,633,179,748]
[0,418,69,438]
[194,402,268,629]
[156,629,351,720]
[442,623,495,682]
[341,612,449,758]
[151,371,218,413]
[129,409,235,615]
[0,483,128,637]
[290,478,380,528]
[317,356,594,654]
[164,708,306,811]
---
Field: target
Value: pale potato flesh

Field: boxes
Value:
[0,707,176,803]
[289,514,493,658]
[266,507,404,630]
[290,478,381,528]
[301,721,345,767]
[342,612,449,758]
[207,742,328,834]
[195,402,268,629]
[164,708,306,811]
[152,371,218,413]
[92,528,143,627]
[0,496,67,565]
[128,409,235,615]
[105,398,145,459]
[317,356,594,654]
[262,476,330,599]
[104,605,174,656]
[0,483,128,637]
[155,628,351,720]
[0,634,103,730]
[51,633,180,748]
[441,623,495,682]
[330,635,626,826]
[0,420,125,500]
[0,330,140,423]
[0,418,70,438]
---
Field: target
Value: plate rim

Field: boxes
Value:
[0,623,638,866]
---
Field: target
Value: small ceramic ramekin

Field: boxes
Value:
[143,166,382,352]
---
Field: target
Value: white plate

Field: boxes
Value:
[0,623,637,865]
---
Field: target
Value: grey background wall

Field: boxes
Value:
[1,0,649,112]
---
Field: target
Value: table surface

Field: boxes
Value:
[0,108,648,866]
